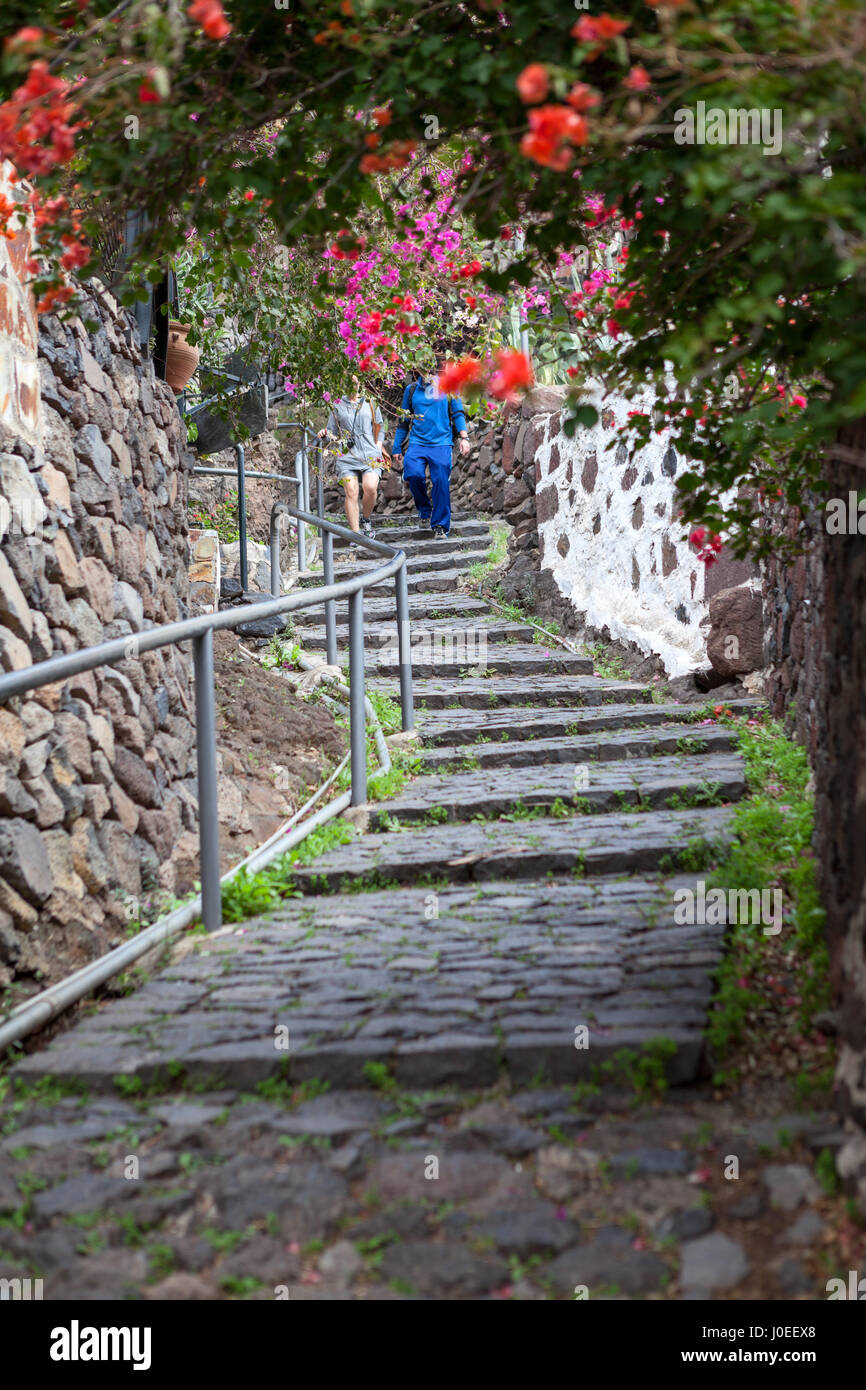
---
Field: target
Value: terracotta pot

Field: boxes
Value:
[165,321,200,393]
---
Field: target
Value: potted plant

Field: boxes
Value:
[165,320,200,393]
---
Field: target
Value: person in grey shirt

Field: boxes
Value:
[318,375,388,540]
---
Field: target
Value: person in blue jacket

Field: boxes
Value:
[391,355,470,537]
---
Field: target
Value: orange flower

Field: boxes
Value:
[520,104,588,169]
[36,284,75,314]
[187,0,231,40]
[624,65,651,92]
[4,27,44,51]
[572,15,630,42]
[438,357,484,393]
[489,349,534,401]
[516,63,549,105]
[566,83,601,112]
[572,14,629,59]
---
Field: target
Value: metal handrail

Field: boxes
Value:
[0,495,414,938]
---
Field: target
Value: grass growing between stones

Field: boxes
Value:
[466,522,507,584]
[705,714,830,1092]
[585,642,629,681]
[220,818,356,922]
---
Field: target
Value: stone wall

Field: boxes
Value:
[500,386,756,678]
[762,455,866,1209]
[0,236,197,988]
[496,384,758,680]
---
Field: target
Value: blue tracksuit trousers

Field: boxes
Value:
[402,444,452,532]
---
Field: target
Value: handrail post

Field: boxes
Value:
[317,444,338,666]
[295,448,307,574]
[348,589,367,805]
[395,563,415,732]
[270,507,281,599]
[193,629,222,932]
[235,443,248,592]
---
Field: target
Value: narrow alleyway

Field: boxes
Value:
[0,519,837,1301]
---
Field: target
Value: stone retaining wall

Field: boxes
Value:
[0,236,198,987]
[762,463,866,1209]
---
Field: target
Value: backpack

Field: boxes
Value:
[405,374,459,443]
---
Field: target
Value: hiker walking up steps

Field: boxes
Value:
[391,352,470,537]
[318,375,388,541]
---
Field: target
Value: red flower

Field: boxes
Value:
[521,105,588,169]
[438,357,484,393]
[572,14,629,57]
[243,189,255,201]
[138,82,161,104]
[188,0,231,40]
[489,349,534,401]
[689,527,707,547]
[4,28,44,51]
[791,394,807,408]
[566,83,601,112]
[624,65,651,92]
[516,63,549,105]
[373,106,391,127]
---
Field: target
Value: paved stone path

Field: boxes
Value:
[0,517,837,1301]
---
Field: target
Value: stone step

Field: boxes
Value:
[374,754,745,824]
[316,547,490,583]
[364,644,592,680]
[300,617,537,650]
[289,805,735,891]
[415,698,764,745]
[336,517,490,544]
[419,723,739,771]
[368,674,640,708]
[334,532,487,561]
[291,592,493,627]
[296,562,488,598]
[10,876,719,1091]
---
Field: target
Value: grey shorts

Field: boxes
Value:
[336,456,382,482]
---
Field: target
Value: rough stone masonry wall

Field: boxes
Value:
[0,176,197,988]
[498,384,757,678]
[762,458,866,1208]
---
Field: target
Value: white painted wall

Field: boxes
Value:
[535,381,710,676]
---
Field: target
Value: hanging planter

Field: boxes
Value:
[165,321,201,393]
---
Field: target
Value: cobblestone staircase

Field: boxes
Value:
[3,516,832,1303]
[15,514,755,1092]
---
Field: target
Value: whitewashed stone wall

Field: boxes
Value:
[536,383,708,675]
